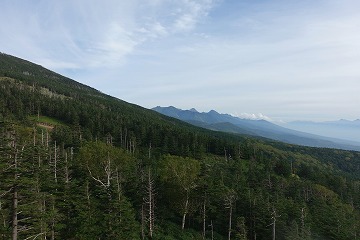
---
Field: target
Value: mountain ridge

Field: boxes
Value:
[153,106,360,151]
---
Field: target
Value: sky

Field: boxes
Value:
[1,0,360,122]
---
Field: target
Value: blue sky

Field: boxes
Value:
[1,0,360,122]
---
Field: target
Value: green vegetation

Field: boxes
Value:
[29,115,65,125]
[0,53,359,239]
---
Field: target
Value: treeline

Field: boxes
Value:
[0,121,359,239]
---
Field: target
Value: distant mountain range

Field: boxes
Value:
[152,106,360,151]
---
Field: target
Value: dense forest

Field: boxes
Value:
[0,53,359,239]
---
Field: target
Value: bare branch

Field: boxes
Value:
[24,232,45,240]
[87,165,108,188]
[1,163,16,173]
[0,187,13,198]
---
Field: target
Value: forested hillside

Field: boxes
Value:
[0,53,359,239]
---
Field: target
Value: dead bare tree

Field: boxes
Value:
[46,130,49,148]
[202,194,207,240]
[87,151,112,188]
[53,141,58,184]
[32,128,36,146]
[141,143,155,239]
[11,143,22,240]
[209,220,214,240]
[64,150,70,185]
[268,207,281,240]
[145,168,155,238]
[224,189,237,240]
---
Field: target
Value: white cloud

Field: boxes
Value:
[150,22,168,37]
[231,113,273,121]
[172,0,216,32]
[0,0,218,71]
[2,0,360,122]
[90,23,139,67]
[137,21,168,39]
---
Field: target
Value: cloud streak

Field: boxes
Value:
[1,0,217,70]
[1,0,359,121]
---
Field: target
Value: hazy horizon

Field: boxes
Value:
[153,105,360,144]
[152,105,360,123]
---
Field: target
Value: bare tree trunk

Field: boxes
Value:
[64,151,69,184]
[33,128,36,146]
[54,141,57,184]
[202,195,206,240]
[12,148,18,240]
[228,204,233,240]
[115,169,122,202]
[225,190,236,240]
[272,217,275,240]
[182,190,189,230]
[143,145,155,238]
[12,187,18,240]
[46,131,49,148]
[271,208,280,240]
[272,215,276,240]
[106,152,111,187]
[301,207,305,231]
[210,220,214,240]
[148,169,154,238]
[41,129,44,146]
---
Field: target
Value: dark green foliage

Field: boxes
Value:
[0,53,359,239]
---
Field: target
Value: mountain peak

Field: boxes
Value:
[208,110,219,115]
[189,108,198,113]
[168,106,179,110]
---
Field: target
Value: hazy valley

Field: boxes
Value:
[153,106,360,151]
